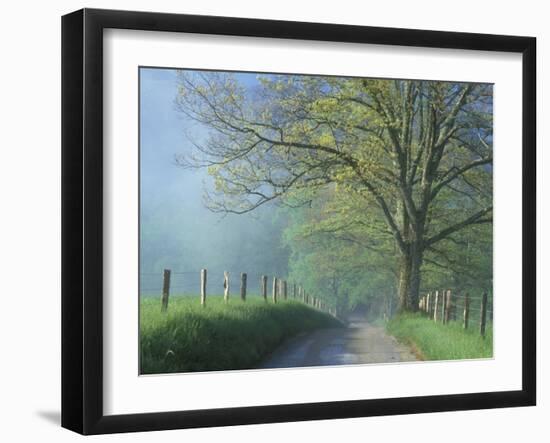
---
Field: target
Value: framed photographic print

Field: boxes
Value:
[61,8,536,435]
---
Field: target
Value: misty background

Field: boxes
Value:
[139,68,289,296]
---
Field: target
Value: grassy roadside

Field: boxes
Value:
[386,313,493,361]
[140,295,342,374]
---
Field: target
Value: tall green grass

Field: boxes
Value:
[386,313,493,361]
[140,295,342,374]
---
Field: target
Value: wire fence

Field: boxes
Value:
[142,269,493,337]
[418,289,493,337]
[142,268,339,318]
[140,270,276,298]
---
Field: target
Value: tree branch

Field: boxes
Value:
[426,206,492,247]
[430,157,492,201]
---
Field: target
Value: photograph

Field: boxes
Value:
[139,67,494,375]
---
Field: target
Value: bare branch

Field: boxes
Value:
[426,206,493,247]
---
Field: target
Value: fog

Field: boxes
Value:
[139,68,288,296]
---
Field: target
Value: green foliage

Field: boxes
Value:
[386,313,493,360]
[140,295,342,374]
[421,223,493,293]
[282,185,397,314]
[175,71,493,312]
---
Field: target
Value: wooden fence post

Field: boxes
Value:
[200,268,207,306]
[161,269,171,312]
[480,291,488,337]
[463,293,470,329]
[426,293,431,316]
[240,273,247,301]
[444,290,452,324]
[261,275,267,301]
[223,271,229,303]
[283,280,288,300]
[272,277,278,303]
[441,289,447,324]
[433,290,439,322]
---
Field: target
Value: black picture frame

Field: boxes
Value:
[61,8,536,435]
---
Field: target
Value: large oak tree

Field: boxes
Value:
[175,72,493,312]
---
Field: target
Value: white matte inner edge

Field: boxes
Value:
[103,28,523,415]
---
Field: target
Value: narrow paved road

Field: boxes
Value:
[259,314,418,369]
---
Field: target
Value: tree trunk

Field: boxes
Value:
[409,241,423,311]
[397,251,411,312]
[397,241,423,312]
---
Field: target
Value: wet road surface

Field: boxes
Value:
[259,315,417,369]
